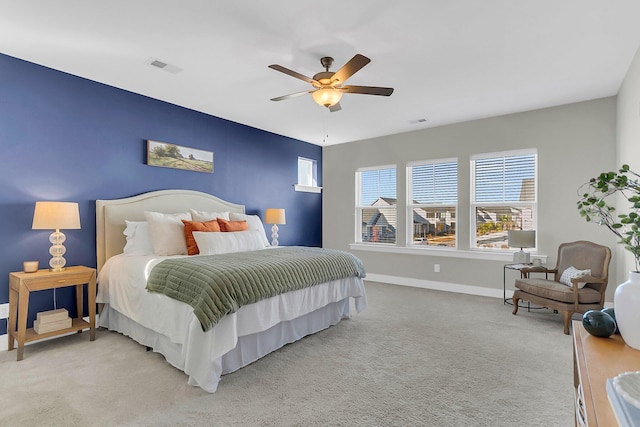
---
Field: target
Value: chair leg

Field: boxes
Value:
[562,311,572,335]
[512,296,520,315]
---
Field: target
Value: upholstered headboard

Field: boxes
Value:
[96,189,245,271]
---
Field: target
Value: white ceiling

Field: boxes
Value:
[2,1,640,146]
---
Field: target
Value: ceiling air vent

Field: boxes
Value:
[151,60,167,69]
[145,58,182,74]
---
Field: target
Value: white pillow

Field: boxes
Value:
[229,212,270,247]
[560,266,591,288]
[190,209,230,222]
[143,211,192,256]
[122,220,154,256]
[193,230,266,255]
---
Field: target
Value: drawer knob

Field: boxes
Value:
[57,279,66,283]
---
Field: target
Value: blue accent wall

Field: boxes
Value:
[0,53,322,329]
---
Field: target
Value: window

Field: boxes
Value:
[356,166,397,244]
[298,157,316,186]
[471,150,537,250]
[295,157,321,193]
[407,159,458,247]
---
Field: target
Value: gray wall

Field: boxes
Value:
[616,46,640,280]
[323,97,620,300]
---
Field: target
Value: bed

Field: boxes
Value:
[95,189,366,393]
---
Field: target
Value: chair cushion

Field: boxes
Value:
[514,278,602,304]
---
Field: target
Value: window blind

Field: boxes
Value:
[410,161,457,204]
[360,168,397,206]
[473,154,535,203]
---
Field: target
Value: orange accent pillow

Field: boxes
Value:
[217,218,249,232]
[182,219,221,255]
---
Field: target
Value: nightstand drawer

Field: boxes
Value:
[20,272,93,290]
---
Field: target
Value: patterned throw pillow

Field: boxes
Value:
[559,266,591,288]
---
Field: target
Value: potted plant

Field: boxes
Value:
[577,164,640,349]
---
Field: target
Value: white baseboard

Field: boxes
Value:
[364,273,615,306]
[365,273,508,299]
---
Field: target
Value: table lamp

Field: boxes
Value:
[265,208,286,246]
[32,201,81,271]
[508,230,535,263]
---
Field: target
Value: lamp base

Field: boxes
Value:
[513,250,530,264]
[49,229,68,271]
[271,224,279,247]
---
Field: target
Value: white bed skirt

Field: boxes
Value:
[98,277,366,393]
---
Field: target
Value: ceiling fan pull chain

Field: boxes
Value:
[322,116,330,144]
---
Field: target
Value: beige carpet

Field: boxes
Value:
[0,281,575,426]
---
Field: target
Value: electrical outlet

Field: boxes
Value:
[434,264,440,273]
[0,303,9,319]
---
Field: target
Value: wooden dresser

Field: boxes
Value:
[573,320,640,426]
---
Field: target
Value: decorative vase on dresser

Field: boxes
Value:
[614,271,640,351]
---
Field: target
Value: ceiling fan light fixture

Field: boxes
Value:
[312,88,342,108]
[269,53,392,111]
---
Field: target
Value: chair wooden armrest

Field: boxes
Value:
[519,267,555,278]
[570,275,606,309]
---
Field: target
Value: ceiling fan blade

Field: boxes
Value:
[331,54,371,85]
[341,85,394,96]
[268,64,319,85]
[329,102,342,113]
[270,90,313,102]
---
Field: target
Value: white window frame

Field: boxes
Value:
[355,165,397,245]
[295,157,322,193]
[470,149,537,251]
[406,158,458,248]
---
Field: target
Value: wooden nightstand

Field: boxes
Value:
[8,266,97,360]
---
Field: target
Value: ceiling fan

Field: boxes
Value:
[268,54,394,112]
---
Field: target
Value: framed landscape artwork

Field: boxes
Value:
[146,140,214,173]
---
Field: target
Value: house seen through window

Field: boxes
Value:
[407,159,458,247]
[471,150,537,250]
[356,166,397,244]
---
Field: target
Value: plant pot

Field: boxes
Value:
[614,271,640,350]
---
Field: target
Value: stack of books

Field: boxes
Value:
[33,308,72,334]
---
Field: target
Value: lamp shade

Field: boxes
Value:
[32,201,81,230]
[265,208,286,225]
[507,230,535,249]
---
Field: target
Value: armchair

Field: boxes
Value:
[512,240,611,334]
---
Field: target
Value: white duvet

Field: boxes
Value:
[97,251,367,392]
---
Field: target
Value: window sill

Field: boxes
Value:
[349,243,547,263]
[294,184,322,193]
